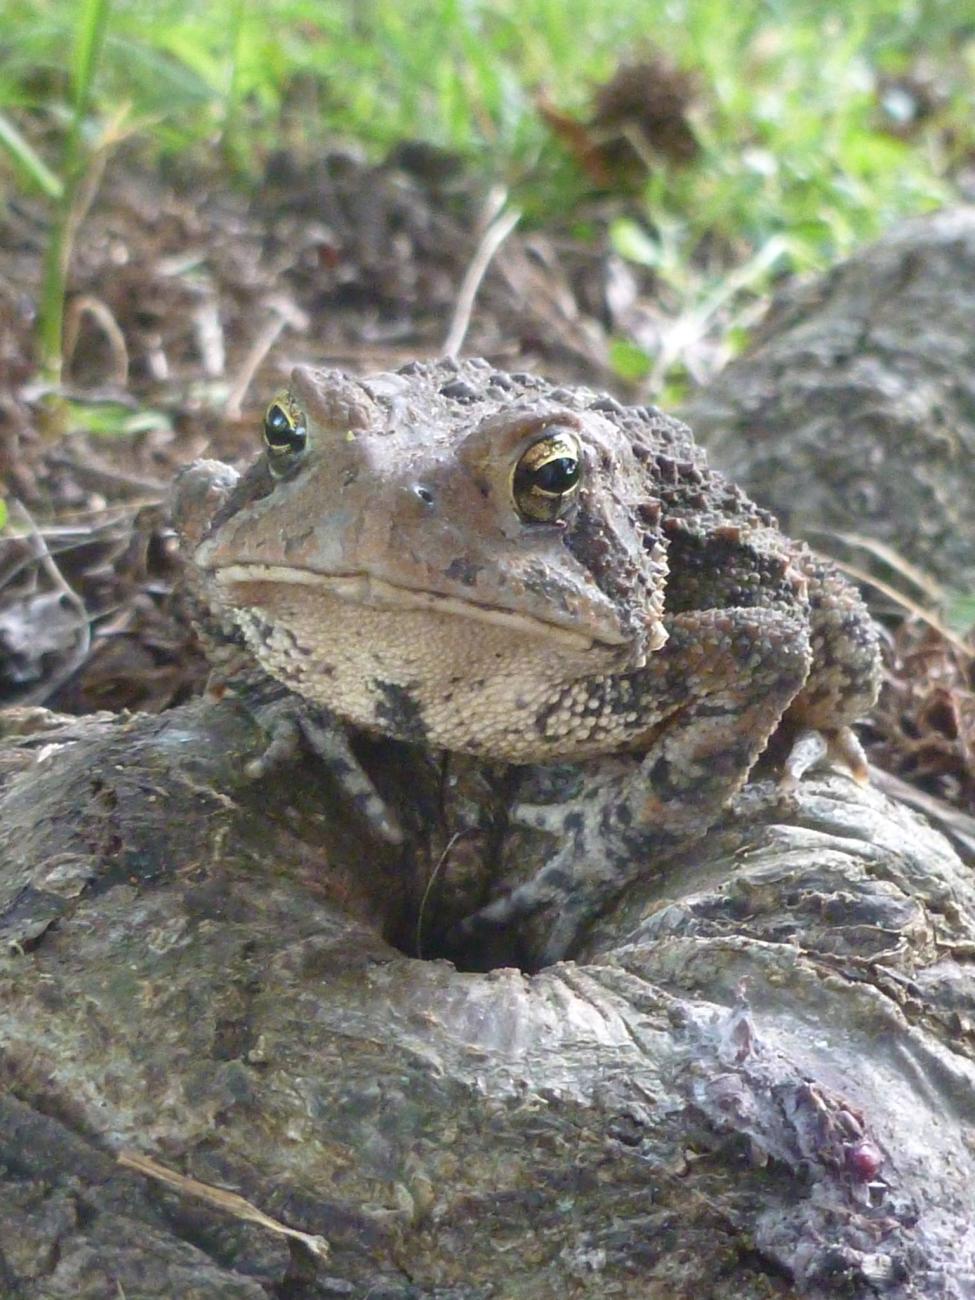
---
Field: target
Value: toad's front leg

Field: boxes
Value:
[457,607,813,965]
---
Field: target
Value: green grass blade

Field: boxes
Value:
[0,113,63,200]
[71,0,113,123]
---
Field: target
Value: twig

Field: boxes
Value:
[828,554,973,659]
[192,297,226,378]
[48,448,167,498]
[7,498,91,705]
[117,1150,330,1260]
[443,188,521,358]
[807,529,947,604]
[0,516,133,590]
[415,829,474,960]
[870,766,975,861]
[224,295,309,418]
[62,293,129,387]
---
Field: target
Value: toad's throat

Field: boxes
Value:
[212,562,631,653]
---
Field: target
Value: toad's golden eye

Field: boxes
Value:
[511,431,582,523]
[263,396,307,474]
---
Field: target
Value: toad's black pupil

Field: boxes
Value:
[266,406,304,450]
[534,456,579,493]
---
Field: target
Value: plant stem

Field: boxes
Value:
[38,0,113,384]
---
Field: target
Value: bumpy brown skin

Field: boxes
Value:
[173,358,881,960]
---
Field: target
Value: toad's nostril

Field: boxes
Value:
[414,485,434,504]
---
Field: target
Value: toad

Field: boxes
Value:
[172,358,880,961]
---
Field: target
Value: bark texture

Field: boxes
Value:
[682,207,975,584]
[2,698,975,1299]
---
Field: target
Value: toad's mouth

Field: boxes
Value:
[212,562,638,654]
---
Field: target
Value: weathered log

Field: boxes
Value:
[1,697,974,1298]
[683,207,975,584]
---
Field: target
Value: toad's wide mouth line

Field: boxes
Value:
[212,562,629,652]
